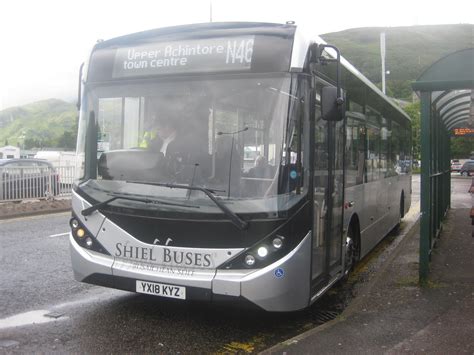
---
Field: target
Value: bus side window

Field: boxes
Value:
[391,120,401,175]
[380,117,389,178]
[346,116,365,186]
[98,98,123,151]
[386,118,394,177]
[366,106,381,182]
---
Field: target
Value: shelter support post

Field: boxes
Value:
[419,91,431,283]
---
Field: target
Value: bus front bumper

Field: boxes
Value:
[70,232,311,312]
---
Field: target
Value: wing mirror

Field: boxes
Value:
[322,86,345,121]
[310,44,345,121]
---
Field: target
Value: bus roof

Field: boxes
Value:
[87,22,295,82]
[86,22,409,121]
[94,22,295,49]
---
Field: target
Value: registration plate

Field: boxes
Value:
[136,280,186,300]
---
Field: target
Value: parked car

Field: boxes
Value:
[451,160,462,172]
[0,159,59,200]
[460,160,474,176]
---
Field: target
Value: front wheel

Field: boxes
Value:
[461,171,469,176]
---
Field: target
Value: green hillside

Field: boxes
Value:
[0,99,78,149]
[321,24,473,99]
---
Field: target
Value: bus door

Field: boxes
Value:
[311,85,345,290]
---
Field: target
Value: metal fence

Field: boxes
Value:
[0,166,76,202]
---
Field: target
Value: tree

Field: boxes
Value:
[23,138,40,149]
[57,130,77,150]
[386,80,413,100]
[403,101,420,160]
[451,137,474,159]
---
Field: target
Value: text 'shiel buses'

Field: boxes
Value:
[71,22,411,311]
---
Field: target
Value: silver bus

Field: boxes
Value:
[70,22,411,312]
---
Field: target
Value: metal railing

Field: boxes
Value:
[0,166,76,202]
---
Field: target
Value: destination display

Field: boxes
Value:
[87,31,294,82]
[112,36,255,78]
[453,128,474,136]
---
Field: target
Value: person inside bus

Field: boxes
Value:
[139,107,183,156]
[149,117,180,156]
[243,155,275,197]
[246,155,274,178]
[147,113,213,184]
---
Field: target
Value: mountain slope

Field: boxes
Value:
[0,99,77,149]
[321,24,473,98]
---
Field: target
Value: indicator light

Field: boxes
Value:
[76,228,85,238]
[272,237,283,249]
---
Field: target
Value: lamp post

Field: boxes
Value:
[381,32,386,94]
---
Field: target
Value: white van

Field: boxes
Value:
[34,151,76,185]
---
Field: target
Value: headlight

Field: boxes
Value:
[85,237,94,248]
[257,246,268,258]
[218,214,310,269]
[220,232,290,269]
[71,219,80,229]
[219,200,310,270]
[69,214,109,255]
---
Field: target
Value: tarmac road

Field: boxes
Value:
[0,212,356,353]
[0,176,468,353]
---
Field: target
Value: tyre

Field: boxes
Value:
[343,224,358,278]
[400,192,405,219]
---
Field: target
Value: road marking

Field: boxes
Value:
[48,232,69,238]
[0,289,126,330]
[0,310,68,330]
[0,211,70,224]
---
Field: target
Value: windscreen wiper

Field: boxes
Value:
[82,193,199,216]
[126,181,248,230]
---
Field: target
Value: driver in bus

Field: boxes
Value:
[140,114,178,154]
[147,113,212,184]
[150,117,179,157]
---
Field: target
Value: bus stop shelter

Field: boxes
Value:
[412,48,474,283]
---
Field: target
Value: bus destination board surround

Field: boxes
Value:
[113,36,255,78]
[87,33,294,82]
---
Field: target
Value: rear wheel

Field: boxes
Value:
[461,171,469,176]
[343,225,358,277]
[400,192,405,219]
[393,193,404,233]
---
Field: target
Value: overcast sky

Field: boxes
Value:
[0,0,472,110]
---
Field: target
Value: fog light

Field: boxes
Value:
[71,219,79,229]
[85,237,93,248]
[245,254,256,266]
[257,246,268,258]
[272,237,283,249]
[76,228,85,238]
